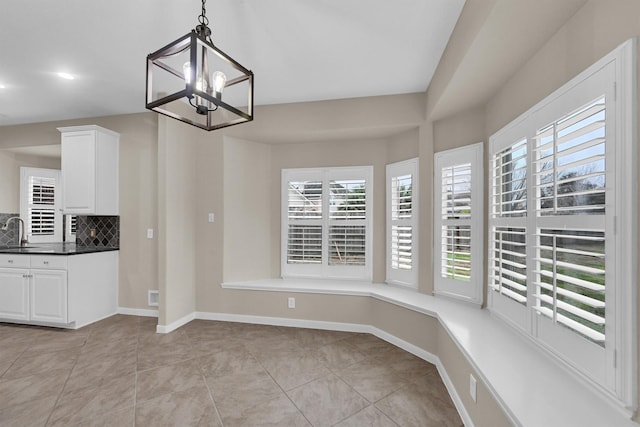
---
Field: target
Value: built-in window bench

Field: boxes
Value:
[221,279,636,427]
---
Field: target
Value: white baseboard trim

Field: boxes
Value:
[156,311,195,333]
[194,310,472,426]
[195,311,371,333]
[117,307,159,317]
[434,355,474,427]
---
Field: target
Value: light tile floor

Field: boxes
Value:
[0,315,463,427]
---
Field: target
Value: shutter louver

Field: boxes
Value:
[28,176,56,236]
[441,225,471,281]
[287,181,323,265]
[535,97,606,216]
[287,225,322,264]
[492,139,527,218]
[329,180,366,219]
[439,162,473,283]
[391,225,412,270]
[329,225,365,265]
[391,174,413,272]
[534,229,605,343]
[490,227,527,304]
[329,179,367,266]
[442,164,472,219]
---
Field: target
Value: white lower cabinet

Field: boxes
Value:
[31,269,68,324]
[0,251,117,328]
[0,267,30,321]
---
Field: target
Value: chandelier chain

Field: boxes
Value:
[198,0,209,28]
[195,0,213,42]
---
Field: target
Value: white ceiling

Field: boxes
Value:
[0,0,465,127]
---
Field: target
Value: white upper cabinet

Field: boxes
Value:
[58,125,119,215]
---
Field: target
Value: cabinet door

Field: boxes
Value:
[61,131,96,214]
[30,270,67,324]
[0,268,30,320]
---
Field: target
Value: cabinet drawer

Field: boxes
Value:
[30,256,67,270]
[0,254,30,268]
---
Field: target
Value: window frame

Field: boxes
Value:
[386,158,419,288]
[433,142,484,304]
[487,39,637,410]
[281,166,373,281]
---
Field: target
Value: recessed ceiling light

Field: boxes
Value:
[0,84,5,89]
[57,72,75,80]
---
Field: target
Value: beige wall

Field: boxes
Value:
[222,137,272,282]
[437,326,512,427]
[0,151,60,213]
[194,131,225,313]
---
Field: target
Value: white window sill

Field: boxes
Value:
[222,278,636,427]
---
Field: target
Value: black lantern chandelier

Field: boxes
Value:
[146,0,254,131]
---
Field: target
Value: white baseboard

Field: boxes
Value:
[117,307,159,317]
[434,355,474,427]
[156,311,195,333]
[195,311,370,333]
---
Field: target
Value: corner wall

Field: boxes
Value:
[157,116,199,326]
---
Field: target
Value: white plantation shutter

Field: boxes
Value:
[492,138,527,218]
[28,176,56,236]
[434,143,483,304]
[490,227,527,304]
[489,138,528,312]
[487,43,636,405]
[65,215,77,242]
[287,180,323,266]
[535,98,606,216]
[282,167,372,280]
[440,163,472,282]
[534,229,606,343]
[20,168,62,243]
[329,179,366,266]
[386,159,418,287]
[532,96,608,346]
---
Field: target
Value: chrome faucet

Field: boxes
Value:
[1,217,28,246]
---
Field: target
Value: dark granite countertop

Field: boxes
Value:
[0,242,119,255]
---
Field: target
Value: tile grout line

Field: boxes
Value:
[42,331,89,426]
[184,328,226,427]
[254,353,316,427]
[132,316,141,427]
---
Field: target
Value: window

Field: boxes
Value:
[282,166,373,280]
[20,167,62,243]
[434,143,483,304]
[65,214,77,242]
[386,158,418,287]
[488,40,636,408]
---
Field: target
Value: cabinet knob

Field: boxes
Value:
[8,259,13,264]
[44,261,49,265]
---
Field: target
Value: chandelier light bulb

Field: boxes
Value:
[212,71,227,98]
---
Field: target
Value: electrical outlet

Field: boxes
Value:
[469,374,477,402]
[208,213,215,223]
[288,297,295,309]
[146,228,154,239]
[148,290,159,307]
